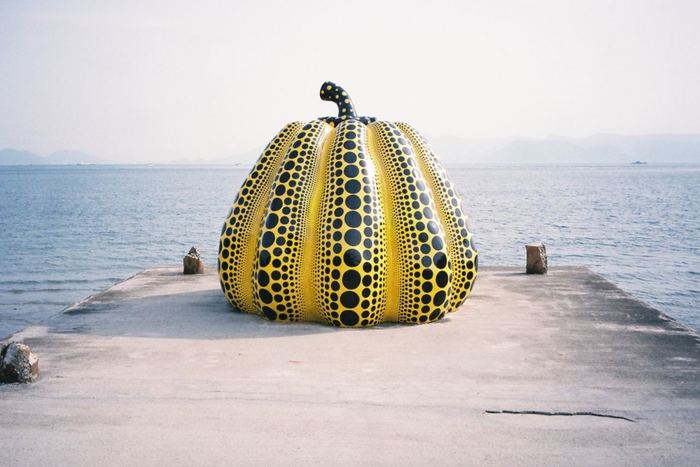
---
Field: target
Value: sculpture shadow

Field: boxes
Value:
[50,287,430,340]
[52,288,339,340]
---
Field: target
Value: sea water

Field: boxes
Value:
[0,164,698,338]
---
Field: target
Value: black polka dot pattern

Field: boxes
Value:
[218,82,478,327]
[369,121,453,324]
[218,122,303,312]
[314,120,388,327]
[251,120,327,322]
[397,123,478,311]
[319,81,376,126]
[319,115,376,126]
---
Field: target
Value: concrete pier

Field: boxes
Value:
[1,267,698,466]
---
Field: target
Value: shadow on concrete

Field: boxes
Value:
[49,287,428,339]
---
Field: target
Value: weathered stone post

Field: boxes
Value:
[183,246,205,274]
[526,243,548,274]
[0,342,39,383]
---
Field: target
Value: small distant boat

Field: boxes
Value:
[631,161,648,165]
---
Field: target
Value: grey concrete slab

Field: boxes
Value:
[1,267,698,466]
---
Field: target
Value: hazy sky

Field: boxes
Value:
[1,0,699,163]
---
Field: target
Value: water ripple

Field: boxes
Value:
[0,163,698,337]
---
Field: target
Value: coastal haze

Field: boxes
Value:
[1,2,700,464]
[3,134,700,165]
[1,0,700,164]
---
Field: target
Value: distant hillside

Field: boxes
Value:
[427,134,700,164]
[220,134,700,167]
[0,148,102,165]
[5,134,700,166]
[0,149,44,165]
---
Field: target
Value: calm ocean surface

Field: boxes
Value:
[0,164,698,337]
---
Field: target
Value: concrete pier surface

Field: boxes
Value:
[1,267,698,466]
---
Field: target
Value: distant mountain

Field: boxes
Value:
[427,134,700,165]
[4,134,699,166]
[219,134,700,167]
[0,149,43,165]
[0,148,102,165]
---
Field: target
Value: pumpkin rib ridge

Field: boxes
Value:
[370,121,453,324]
[219,83,477,327]
[355,123,389,325]
[302,122,334,322]
[252,121,328,322]
[218,121,303,313]
[315,120,388,327]
[366,123,398,322]
[397,123,478,312]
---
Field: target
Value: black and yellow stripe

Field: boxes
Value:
[369,121,453,323]
[251,121,329,321]
[314,120,388,327]
[218,122,302,312]
[397,123,478,311]
[218,82,477,327]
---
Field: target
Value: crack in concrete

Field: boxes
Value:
[484,409,636,422]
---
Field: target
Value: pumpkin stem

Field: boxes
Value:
[320,81,358,119]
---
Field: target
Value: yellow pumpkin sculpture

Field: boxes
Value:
[219,82,478,327]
